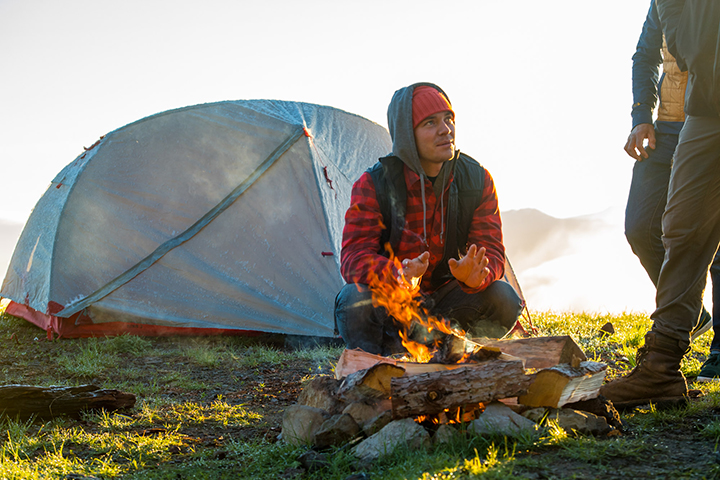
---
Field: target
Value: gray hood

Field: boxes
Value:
[386,82,456,245]
[387,82,448,175]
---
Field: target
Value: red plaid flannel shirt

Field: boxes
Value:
[340,164,505,294]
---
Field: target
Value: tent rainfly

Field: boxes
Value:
[1,100,392,338]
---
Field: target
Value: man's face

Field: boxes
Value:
[413,110,455,176]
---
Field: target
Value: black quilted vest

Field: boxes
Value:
[367,153,485,289]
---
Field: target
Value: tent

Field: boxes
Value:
[1,100,392,338]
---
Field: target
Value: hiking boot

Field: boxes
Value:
[599,332,688,404]
[697,353,720,383]
[690,310,713,343]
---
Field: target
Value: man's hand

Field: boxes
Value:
[400,252,429,282]
[624,123,656,160]
[448,244,489,289]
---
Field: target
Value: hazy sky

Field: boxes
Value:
[1,0,651,222]
[2,1,680,314]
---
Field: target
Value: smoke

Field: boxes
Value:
[502,208,660,314]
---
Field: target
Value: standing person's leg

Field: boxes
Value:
[624,131,713,340]
[428,280,522,339]
[601,115,720,402]
[696,251,720,381]
[624,131,675,284]
[651,116,720,344]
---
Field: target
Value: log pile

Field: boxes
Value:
[283,335,620,461]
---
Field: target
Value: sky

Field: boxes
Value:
[2,0,693,315]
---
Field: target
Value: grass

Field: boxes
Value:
[0,307,719,479]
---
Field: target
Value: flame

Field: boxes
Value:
[399,330,432,363]
[414,404,483,426]
[366,245,465,363]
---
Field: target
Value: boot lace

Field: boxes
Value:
[635,344,650,366]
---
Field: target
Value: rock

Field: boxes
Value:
[343,402,380,428]
[282,405,330,446]
[468,401,540,438]
[298,450,329,471]
[363,410,394,436]
[343,399,392,427]
[279,467,304,479]
[599,322,615,337]
[565,395,623,431]
[297,376,345,414]
[433,424,461,445]
[551,408,612,436]
[352,418,430,461]
[522,407,549,423]
[314,413,361,448]
[523,407,612,436]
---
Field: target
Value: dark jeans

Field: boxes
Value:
[334,279,522,356]
[625,130,720,350]
[649,116,720,349]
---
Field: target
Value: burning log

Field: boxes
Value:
[336,336,586,380]
[429,333,502,364]
[0,384,136,419]
[479,335,587,370]
[518,361,607,408]
[335,348,521,380]
[390,358,531,418]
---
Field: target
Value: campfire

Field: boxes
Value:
[280,251,614,461]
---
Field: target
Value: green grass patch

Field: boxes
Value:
[57,340,118,378]
[1,303,719,478]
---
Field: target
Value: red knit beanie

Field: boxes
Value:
[412,86,453,128]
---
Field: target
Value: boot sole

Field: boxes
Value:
[610,389,703,411]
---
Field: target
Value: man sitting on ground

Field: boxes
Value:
[334,82,522,356]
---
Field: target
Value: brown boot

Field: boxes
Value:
[599,332,688,406]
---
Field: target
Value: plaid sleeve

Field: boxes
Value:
[462,169,506,293]
[340,172,397,285]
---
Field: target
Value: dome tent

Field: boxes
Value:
[1,100,392,338]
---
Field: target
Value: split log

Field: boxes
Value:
[337,363,406,402]
[335,348,521,380]
[480,335,587,370]
[390,358,531,418]
[518,361,607,408]
[0,384,136,419]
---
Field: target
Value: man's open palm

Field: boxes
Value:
[448,244,489,289]
[401,251,430,281]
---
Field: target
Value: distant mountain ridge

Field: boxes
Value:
[502,208,607,272]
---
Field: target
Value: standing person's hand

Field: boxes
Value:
[624,123,656,160]
[449,244,489,289]
[400,252,430,282]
